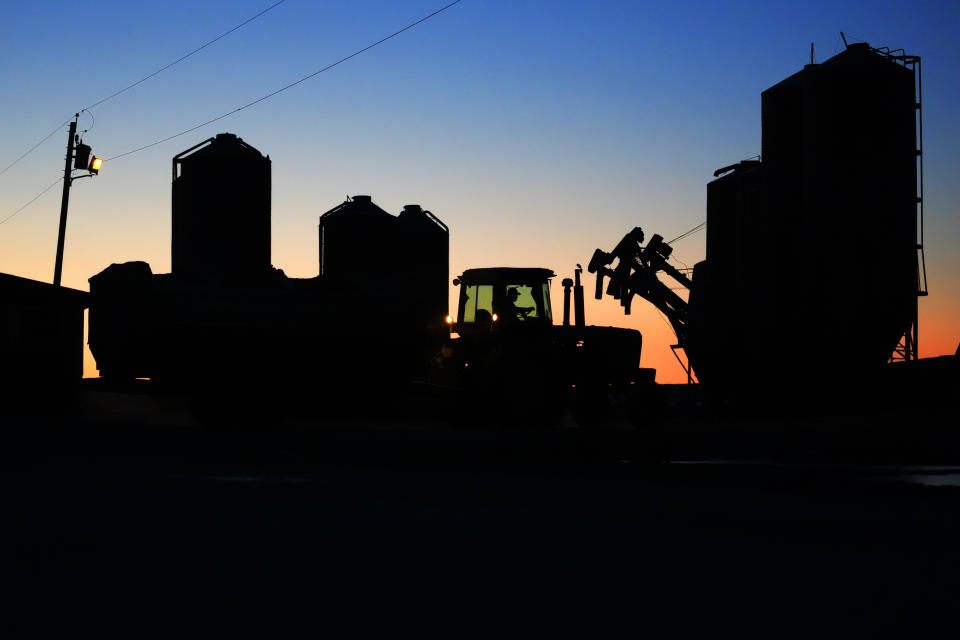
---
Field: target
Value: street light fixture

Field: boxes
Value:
[73,141,102,175]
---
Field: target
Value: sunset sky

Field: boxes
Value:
[1,0,957,382]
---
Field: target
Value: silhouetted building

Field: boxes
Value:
[89,135,449,398]
[690,43,920,389]
[0,273,87,406]
[172,133,272,281]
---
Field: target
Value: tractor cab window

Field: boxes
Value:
[461,284,494,324]
[460,277,553,328]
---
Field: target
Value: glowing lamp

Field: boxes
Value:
[491,313,498,322]
[445,315,453,324]
[89,157,103,174]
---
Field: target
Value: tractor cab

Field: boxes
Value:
[452,268,555,335]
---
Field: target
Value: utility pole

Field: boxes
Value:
[53,115,78,287]
[53,113,101,286]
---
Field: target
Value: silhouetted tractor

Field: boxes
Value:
[430,266,652,426]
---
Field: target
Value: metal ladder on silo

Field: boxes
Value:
[874,47,927,362]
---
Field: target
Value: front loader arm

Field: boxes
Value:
[588,227,691,346]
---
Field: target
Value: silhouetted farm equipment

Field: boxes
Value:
[585,42,954,407]
[87,133,651,423]
[430,266,651,425]
[80,41,955,423]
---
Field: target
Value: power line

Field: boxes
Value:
[81,0,288,112]
[669,251,689,269]
[0,1,287,180]
[0,120,70,178]
[1,1,464,232]
[108,0,464,162]
[666,221,706,245]
[0,177,64,227]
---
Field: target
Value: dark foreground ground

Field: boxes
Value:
[4,384,960,638]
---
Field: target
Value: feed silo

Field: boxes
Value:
[171,133,272,281]
[696,43,920,388]
[319,196,449,330]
